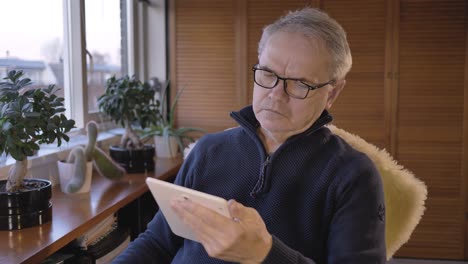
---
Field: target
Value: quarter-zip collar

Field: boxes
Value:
[230,105,333,146]
[230,105,333,197]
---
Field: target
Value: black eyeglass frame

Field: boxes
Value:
[252,65,335,99]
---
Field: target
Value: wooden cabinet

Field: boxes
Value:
[169,0,468,260]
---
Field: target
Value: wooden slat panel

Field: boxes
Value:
[464,0,468,257]
[322,0,387,148]
[174,0,238,132]
[400,198,464,257]
[246,0,312,105]
[396,0,467,259]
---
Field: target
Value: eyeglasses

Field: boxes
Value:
[252,65,335,99]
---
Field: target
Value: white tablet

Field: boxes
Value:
[145,177,231,242]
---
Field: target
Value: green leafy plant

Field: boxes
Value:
[98,75,160,150]
[145,85,205,153]
[0,70,75,192]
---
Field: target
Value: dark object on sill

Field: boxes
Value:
[0,179,52,230]
[109,144,155,173]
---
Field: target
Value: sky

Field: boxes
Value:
[0,0,121,65]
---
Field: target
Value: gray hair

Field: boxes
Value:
[258,8,352,80]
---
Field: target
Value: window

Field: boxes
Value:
[0,0,134,169]
[0,0,167,171]
[0,0,66,103]
[85,0,125,113]
[0,0,129,127]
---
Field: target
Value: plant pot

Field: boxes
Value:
[0,179,52,230]
[57,161,93,194]
[109,144,155,173]
[154,136,179,158]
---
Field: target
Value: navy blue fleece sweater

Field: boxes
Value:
[113,106,386,264]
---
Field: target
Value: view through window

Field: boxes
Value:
[0,0,128,166]
[0,0,66,102]
[85,0,125,113]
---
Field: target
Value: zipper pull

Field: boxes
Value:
[250,155,271,198]
[262,156,271,170]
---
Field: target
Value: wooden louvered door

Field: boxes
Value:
[323,0,468,259]
[169,0,239,132]
[394,0,467,259]
[321,0,388,149]
[170,0,313,133]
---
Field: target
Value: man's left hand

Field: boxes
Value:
[171,198,272,264]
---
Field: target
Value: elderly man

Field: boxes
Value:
[114,7,385,264]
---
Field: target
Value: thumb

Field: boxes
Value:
[228,199,247,221]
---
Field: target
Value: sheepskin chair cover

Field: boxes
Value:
[327,125,427,260]
[183,125,428,260]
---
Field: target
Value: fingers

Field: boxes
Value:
[172,198,272,263]
[228,199,258,225]
[228,199,243,221]
[171,198,231,239]
[172,198,231,225]
[171,198,237,257]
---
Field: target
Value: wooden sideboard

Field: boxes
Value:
[0,157,182,264]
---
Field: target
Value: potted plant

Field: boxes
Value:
[146,85,205,158]
[98,75,160,173]
[57,121,126,194]
[0,70,75,230]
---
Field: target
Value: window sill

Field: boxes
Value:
[0,128,125,184]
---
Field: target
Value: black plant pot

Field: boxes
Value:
[109,144,155,173]
[0,179,52,230]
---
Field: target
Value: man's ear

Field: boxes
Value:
[326,79,345,110]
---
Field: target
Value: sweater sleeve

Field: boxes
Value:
[112,211,182,264]
[326,157,386,263]
[113,141,205,263]
[262,236,317,264]
[262,155,386,264]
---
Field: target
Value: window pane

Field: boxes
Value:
[0,0,66,113]
[85,0,125,113]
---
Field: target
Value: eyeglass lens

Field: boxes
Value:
[254,68,310,99]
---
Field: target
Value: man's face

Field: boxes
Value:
[253,31,341,136]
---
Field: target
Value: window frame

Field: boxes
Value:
[63,0,136,129]
[63,0,87,129]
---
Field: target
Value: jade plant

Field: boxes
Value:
[0,70,75,192]
[63,121,125,193]
[97,75,160,150]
